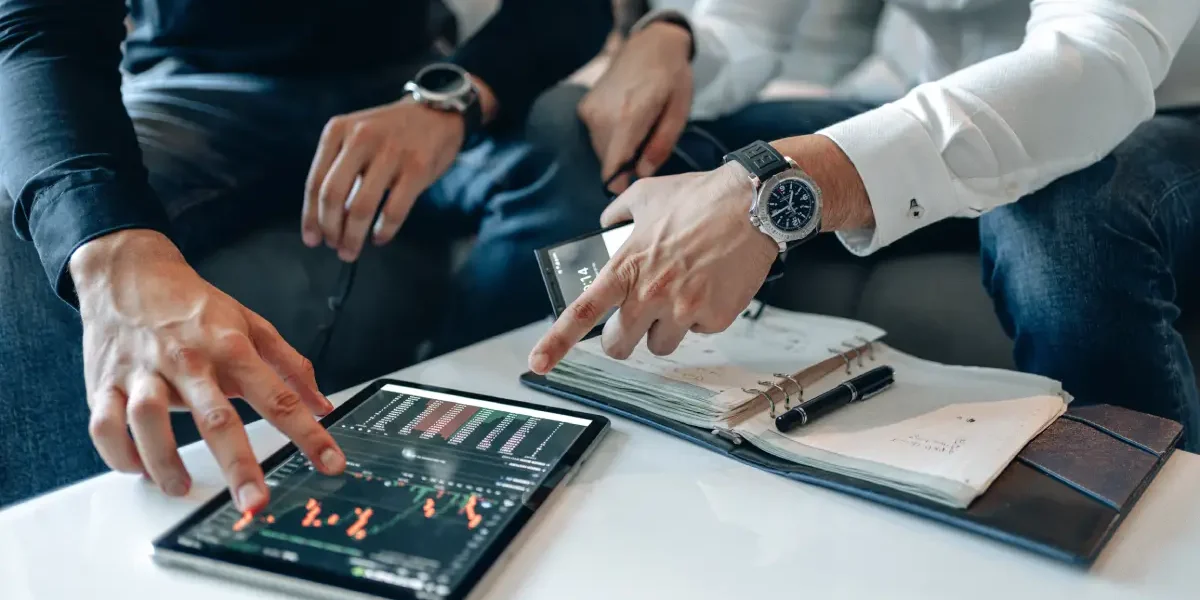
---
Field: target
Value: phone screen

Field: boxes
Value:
[535,223,633,321]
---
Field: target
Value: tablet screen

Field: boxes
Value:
[168,383,598,599]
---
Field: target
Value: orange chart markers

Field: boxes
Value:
[346,507,375,540]
[463,494,482,530]
[423,498,436,518]
[301,498,322,527]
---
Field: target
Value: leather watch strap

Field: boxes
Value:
[722,140,789,183]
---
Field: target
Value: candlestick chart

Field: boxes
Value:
[177,386,589,596]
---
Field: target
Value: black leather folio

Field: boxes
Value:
[520,372,1182,566]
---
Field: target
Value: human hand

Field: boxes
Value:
[70,229,345,513]
[579,21,694,194]
[302,100,464,262]
[527,135,873,373]
[528,163,776,372]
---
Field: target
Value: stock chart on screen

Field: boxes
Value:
[176,384,591,597]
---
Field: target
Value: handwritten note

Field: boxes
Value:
[733,344,1068,505]
[892,434,966,455]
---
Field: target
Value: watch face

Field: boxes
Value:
[417,65,467,94]
[766,178,818,233]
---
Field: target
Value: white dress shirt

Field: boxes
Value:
[669,0,1200,255]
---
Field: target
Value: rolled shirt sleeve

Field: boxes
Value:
[1,0,170,304]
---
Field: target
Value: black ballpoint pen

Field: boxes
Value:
[774,365,895,433]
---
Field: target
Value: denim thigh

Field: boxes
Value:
[980,110,1200,450]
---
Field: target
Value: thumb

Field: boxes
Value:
[635,87,691,179]
[601,190,636,227]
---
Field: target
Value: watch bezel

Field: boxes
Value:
[750,166,822,245]
[404,63,474,111]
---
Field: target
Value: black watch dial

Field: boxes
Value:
[766,178,818,232]
[416,65,468,94]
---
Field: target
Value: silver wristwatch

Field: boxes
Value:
[403,62,483,148]
[723,140,823,252]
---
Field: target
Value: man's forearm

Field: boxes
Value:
[450,0,613,128]
[0,0,168,304]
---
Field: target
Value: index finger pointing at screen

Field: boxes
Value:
[529,266,630,375]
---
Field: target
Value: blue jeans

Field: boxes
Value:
[529,85,1200,451]
[0,63,610,507]
[980,109,1200,451]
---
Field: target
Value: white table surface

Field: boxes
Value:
[4,322,1200,600]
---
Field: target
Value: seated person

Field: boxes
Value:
[527,0,1200,451]
[0,0,613,509]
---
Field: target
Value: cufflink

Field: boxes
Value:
[907,199,924,219]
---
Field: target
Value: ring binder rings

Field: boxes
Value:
[855,336,876,361]
[743,387,774,417]
[521,305,1182,565]
[828,347,853,374]
[774,373,803,408]
[722,336,876,426]
[759,380,789,414]
[843,341,864,367]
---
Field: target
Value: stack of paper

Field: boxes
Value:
[545,305,1069,508]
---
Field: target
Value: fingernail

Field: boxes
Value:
[338,249,357,262]
[164,478,190,497]
[636,159,656,178]
[320,447,345,472]
[530,352,549,374]
[311,393,335,416]
[237,483,265,512]
[302,230,320,247]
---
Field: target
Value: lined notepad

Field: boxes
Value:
[547,305,1068,508]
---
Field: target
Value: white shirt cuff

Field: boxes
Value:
[816,103,960,256]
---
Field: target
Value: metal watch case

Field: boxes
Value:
[746,157,823,252]
[402,64,475,114]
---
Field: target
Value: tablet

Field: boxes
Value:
[152,379,609,600]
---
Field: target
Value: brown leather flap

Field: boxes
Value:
[1016,404,1182,510]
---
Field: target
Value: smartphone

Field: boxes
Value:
[535,222,634,334]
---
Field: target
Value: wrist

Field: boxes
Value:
[770,136,873,232]
[632,9,696,62]
[69,229,182,290]
[467,74,498,126]
[400,96,468,151]
[641,21,694,66]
